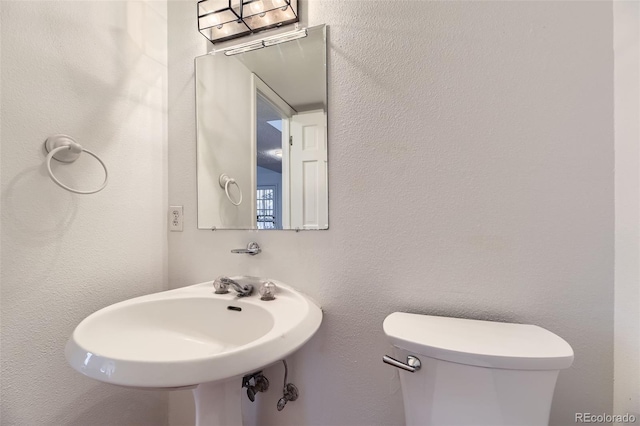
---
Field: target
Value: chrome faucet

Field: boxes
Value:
[213,276,254,297]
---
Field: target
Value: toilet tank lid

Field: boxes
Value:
[383,313,574,371]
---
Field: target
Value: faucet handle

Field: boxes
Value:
[231,242,261,255]
[259,281,277,301]
[213,276,230,294]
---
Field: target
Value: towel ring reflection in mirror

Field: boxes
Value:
[44,134,108,195]
[219,173,243,206]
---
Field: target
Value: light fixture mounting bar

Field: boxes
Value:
[210,27,308,56]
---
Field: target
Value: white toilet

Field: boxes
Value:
[383,313,574,426]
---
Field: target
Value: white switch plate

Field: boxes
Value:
[169,206,183,232]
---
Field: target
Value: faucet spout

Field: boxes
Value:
[214,277,254,297]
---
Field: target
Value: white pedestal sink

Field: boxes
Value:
[65,279,322,426]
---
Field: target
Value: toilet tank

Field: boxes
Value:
[383,313,574,426]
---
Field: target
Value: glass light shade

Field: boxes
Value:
[199,0,236,14]
[198,0,298,43]
[198,0,250,43]
[242,0,297,31]
[242,0,289,17]
[200,20,251,43]
[199,0,241,20]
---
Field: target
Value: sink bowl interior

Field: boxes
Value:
[76,297,275,362]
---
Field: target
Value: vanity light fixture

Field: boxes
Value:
[262,27,306,46]
[211,27,308,56]
[198,0,298,44]
[224,41,265,56]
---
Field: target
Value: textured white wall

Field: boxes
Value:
[168,2,614,426]
[0,1,169,425]
[614,2,640,420]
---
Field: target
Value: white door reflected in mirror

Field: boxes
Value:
[289,111,328,230]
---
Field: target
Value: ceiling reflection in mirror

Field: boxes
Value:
[196,25,327,230]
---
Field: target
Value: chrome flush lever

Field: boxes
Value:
[231,242,261,256]
[382,355,422,373]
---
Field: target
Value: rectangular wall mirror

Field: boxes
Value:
[195,24,328,230]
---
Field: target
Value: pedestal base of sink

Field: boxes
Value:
[193,378,242,426]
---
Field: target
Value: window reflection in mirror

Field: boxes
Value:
[256,93,284,229]
[195,24,327,230]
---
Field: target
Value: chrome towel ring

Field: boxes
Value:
[219,173,243,206]
[44,135,108,195]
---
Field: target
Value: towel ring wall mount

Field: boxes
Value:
[44,134,108,194]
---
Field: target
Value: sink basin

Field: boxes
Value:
[66,279,322,393]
